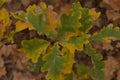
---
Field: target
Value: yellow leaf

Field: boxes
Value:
[0,8,11,27]
[62,43,75,54]
[0,8,11,39]
[15,21,33,32]
[7,31,15,43]
[78,72,89,80]
[27,4,37,13]
[40,2,47,10]
[62,48,75,74]
[45,6,59,33]
[46,74,64,80]
[63,32,78,41]
[89,9,100,21]
[11,11,25,20]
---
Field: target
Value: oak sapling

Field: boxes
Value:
[11,2,120,80]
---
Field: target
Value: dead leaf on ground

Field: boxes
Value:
[116,42,120,48]
[102,42,114,50]
[90,41,102,53]
[117,70,120,80]
[106,10,120,21]
[4,0,22,12]
[21,0,30,7]
[100,0,120,21]
[34,73,43,80]
[102,0,120,9]
[12,71,35,80]
[0,67,6,78]
[15,59,25,70]
[0,44,16,57]
[103,56,119,80]
[6,0,12,4]
[109,0,120,10]
[0,57,4,68]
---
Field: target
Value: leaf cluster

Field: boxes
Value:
[1,2,120,80]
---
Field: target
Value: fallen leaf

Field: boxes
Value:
[0,67,6,78]
[117,70,120,80]
[109,0,120,10]
[116,42,120,48]
[21,0,30,7]
[16,59,25,70]
[102,42,114,50]
[0,57,4,68]
[103,56,119,80]
[102,0,120,9]
[106,10,120,21]
[0,44,16,57]
[100,0,120,21]
[34,73,43,80]
[13,71,35,80]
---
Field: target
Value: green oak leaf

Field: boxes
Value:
[90,24,120,41]
[75,64,89,80]
[27,56,43,73]
[41,44,66,80]
[86,43,105,80]
[64,72,74,80]
[57,2,81,37]
[61,35,89,53]
[21,38,49,63]
[12,5,53,36]
[79,8,92,33]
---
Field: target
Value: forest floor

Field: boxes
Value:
[0,0,120,80]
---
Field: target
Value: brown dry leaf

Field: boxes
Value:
[102,42,114,50]
[6,0,12,4]
[34,73,43,80]
[117,70,120,80]
[0,42,4,48]
[13,71,35,80]
[103,56,119,80]
[21,0,30,7]
[102,0,120,9]
[0,57,4,68]
[0,50,6,78]
[0,67,6,78]
[91,41,102,53]
[16,59,25,70]
[0,44,16,57]
[43,0,61,5]
[4,0,22,12]
[106,10,120,21]
[101,0,120,21]
[109,0,120,10]
[116,42,120,48]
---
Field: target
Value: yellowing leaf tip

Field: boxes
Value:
[40,2,47,10]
